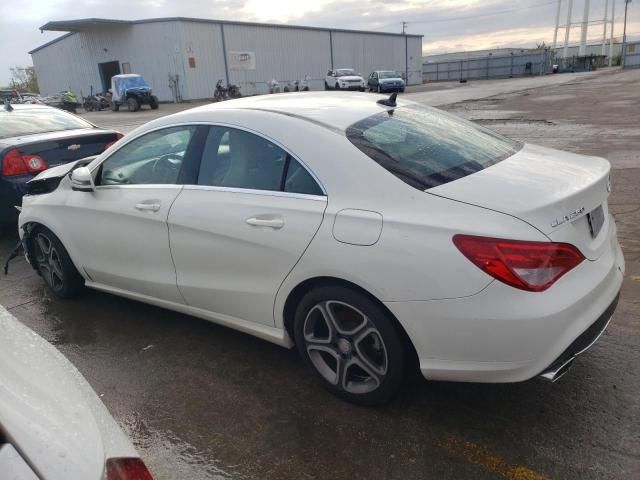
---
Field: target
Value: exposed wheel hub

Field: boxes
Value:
[337,337,352,355]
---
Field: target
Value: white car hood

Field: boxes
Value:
[337,75,364,81]
[0,307,135,479]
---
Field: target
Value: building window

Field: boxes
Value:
[121,62,131,74]
[188,57,196,68]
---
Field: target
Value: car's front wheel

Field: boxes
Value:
[30,227,84,298]
[294,286,405,406]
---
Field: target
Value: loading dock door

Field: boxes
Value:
[99,61,121,92]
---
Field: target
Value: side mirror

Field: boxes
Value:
[71,166,95,192]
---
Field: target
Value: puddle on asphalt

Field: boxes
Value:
[121,411,242,480]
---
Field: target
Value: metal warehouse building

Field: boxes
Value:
[30,18,423,102]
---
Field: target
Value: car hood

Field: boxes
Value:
[0,307,134,479]
[337,76,364,81]
[379,78,404,84]
[430,143,611,258]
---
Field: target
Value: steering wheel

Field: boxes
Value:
[151,153,182,183]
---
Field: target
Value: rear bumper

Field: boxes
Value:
[385,220,625,383]
[0,176,30,223]
[379,86,405,93]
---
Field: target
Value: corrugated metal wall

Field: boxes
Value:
[222,24,331,95]
[32,20,423,102]
[179,22,226,99]
[331,33,422,86]
[32,22,185,101]
[624,42,640,69]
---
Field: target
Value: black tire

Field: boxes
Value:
[30,227,84,298]
[150,96,159,110]
[324,81,330,91]
[293,285,406,406]
[127,97,140,112]
[111,102,119,112]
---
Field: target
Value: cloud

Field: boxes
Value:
[1,0,638,85]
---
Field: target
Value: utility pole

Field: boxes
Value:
[621,0,631,68]
[609,0,616,67]
[579,0,591,56]
[553,0,563,48]
[602,0,609,56]
[402,22,409,85]
[563,0,574,61]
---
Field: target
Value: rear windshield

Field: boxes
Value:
[0,108,93,140]
[346,105,521,190]
[336,69,357,77]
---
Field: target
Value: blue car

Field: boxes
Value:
[367,71,406,93]
[0,103,121,224]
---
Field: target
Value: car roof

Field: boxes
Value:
[183,92,410,131]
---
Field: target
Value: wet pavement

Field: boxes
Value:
[2,68,639,480]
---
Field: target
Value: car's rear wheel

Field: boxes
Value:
[294,286,405,406]
[31,227,84,298]
[111,102,119,112]
[127,97,140,112]
[150,96,159,109]
[324,81,330,90]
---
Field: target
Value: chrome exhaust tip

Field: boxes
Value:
[539,357,575,382]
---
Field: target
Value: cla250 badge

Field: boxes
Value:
[550,207,585,228]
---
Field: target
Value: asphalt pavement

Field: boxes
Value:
[2,68,639,480]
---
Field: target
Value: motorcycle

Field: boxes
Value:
[283,75,311,92]
[213,80,227,102]
[83,93,110,112]
[213,80,242,101]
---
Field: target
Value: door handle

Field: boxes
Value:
[135,202,161,212]
[246,217,285,229]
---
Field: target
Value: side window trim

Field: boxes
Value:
[195,123,327,197]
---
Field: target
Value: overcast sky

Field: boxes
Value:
[1,0,638,85]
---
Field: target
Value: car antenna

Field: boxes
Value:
[376,92,397,107]
[4,99,13,112]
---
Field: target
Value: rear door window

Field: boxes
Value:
[346,104,522,190]
[198,126,324,196]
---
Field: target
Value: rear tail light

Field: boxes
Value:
[106,457,153,480]
[104,133,125,151]
[2,149,48,176]
[452,234,585,292]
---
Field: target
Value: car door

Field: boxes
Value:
[168,125,327,326]
[63,125,206,303]
[370,72,378,89]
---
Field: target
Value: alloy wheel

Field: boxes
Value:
[34,233,65,292]
[303,300,389,394]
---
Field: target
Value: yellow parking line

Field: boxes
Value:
[439,434,549,480]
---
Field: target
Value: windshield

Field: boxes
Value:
[379,71,401,79]
[0,108,93,139]
[336,69,357,77]
[346,104,522,191]
[117,76,149,90]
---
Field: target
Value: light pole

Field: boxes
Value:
[621,0,632,68]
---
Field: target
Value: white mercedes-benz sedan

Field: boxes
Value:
[0,306,152,479]
[17,92,624,405]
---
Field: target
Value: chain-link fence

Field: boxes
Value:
[423,50,554,82]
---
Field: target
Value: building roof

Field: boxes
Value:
[31,17,422,54]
